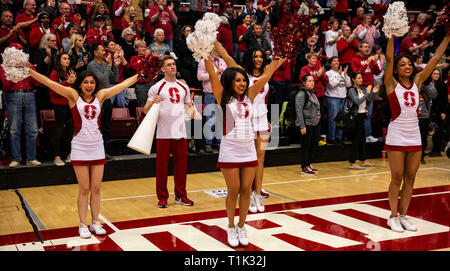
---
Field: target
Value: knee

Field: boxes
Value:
[390,173,404,187]
[79,185,90,197]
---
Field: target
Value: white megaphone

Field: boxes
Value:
[127,103,160,155]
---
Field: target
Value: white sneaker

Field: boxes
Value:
[89,221,107,235]
[387,216,404,233]
[54,158,65,166]
[226,226,239,247]
[399,215,417,231]
[79,223,92,239]
[235,224,248,246]
[9,161,20,168]
[26,160,42,166]
[366,136,378,143]
[248,193,257,213]
[254,192,265,213]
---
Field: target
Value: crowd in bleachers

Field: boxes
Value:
[0,0,448,167]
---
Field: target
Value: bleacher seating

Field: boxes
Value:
[110,107,137,138]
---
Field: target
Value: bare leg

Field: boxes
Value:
[254,134,269,194]
[89,164,104,222]
[399,151,421,216]
[73,165,91,225]
[387,151,406,218]
[222,168,240,228]
[238,166,257,228]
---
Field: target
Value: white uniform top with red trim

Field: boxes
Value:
[248,73,269,117]
[385,82,422,151]
[147,79,191,139]
[218,95,257,166]
[70,96,105,163]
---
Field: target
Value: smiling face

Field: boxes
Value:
[253,50,264,71]
[330,58,339,70]
[396,57,413,78]
[233,72,247,97]
[80,76,96,97]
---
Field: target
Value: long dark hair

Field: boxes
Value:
[219,67,250,109]
[74,71,99,97]
[54,52,70,82]
[393,55,417,83]
[241,47,267,75]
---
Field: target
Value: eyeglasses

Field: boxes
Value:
[49,39,57,42]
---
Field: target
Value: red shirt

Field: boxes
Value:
[49,70,69,106]
[334,0,348,13]
[350,54,381,86]
[236,24,248,52]
[113,0,128,31]
[299,62,329,98]
[0,64,40,92]
[29,26,58,50]
[149,6,174,40]
[273,58,294,82]
[217,24,233,57]
[399,36,419,56]
[15,12,38,40]
[337,37,359,65]
[130,55,150,84]
[0,26,26,53]
[86,28,114,46]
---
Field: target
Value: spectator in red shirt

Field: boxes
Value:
[337,25,358,71]
[113,0,130,40]
[277,0,300,26]
[48,52,75,166]
[149,0,177,51]
[0,43,41,168]
[143,0,155,44]
[121,6,142,40]
[272,58,294,108]
[236,14,252,63]
[300,52,329,99]
[130,39,155,107]
[399,26,432,57]
[333,0,349,21]
[351,6,364,28]
[217,16,234,58]
[51,2,73,43]
[86,15,114,47]
[0,10,28,54]
[15,0,39,40]
[29,12,57,51]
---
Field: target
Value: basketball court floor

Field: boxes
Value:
[0,156,449,251]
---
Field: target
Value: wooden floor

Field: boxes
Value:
[0,155,449,251]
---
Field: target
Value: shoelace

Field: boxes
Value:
[237,227,247,239]
[228,228,238,239]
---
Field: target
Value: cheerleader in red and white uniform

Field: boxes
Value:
[205,41,285,248]
[28,67,140,239]
[215,44,272,214]
[384,33,449,233]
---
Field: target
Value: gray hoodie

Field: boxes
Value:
[295,88,321,129]
[418,82,437,119]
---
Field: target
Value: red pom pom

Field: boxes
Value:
[138,55,161,84]
[270,15,315,59]
[435,3,450,32]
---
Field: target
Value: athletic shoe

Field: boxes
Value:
[54,158,65,166]
[26,160,42,166]
[301,167,317,175]
[387,216,404,233]
[65,155,71,163]
[249,193,257,213]
[254,192,265,212]
[308,166,318,173]
[79,223,92,239]
[366,136,378,143]
[175,196,194,206]
[205,146,214,153]
[349,164,365,170]
[361,162,376,167]
[227,226,239,247]
[399,215,417,231]
[318,139,327,146]
[9,161,20,168]
[260,190,269,199]
[235,224,248,246]
[89,221,106,235]
[158,199,168,208]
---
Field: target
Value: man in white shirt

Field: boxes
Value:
[144,55,201,208]
[324,18,342,58]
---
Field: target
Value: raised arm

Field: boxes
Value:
[28,67,78,105]
[205,56,224,103]
[415,34,450,90]
[384,36,396,95]
[247,58,286,101]
[96,74,139,103]
[214,41,242,69]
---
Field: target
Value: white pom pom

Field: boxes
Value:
[1,47,30,83]
[382,1,409,38]
[186,12,221,62]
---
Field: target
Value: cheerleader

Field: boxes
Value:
[384,33,449,232]
[204,42,285,247]
[214,42,271,214]
[28,66,140,239]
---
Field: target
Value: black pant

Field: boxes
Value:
[101,98,112,152]
[53,104,73,157]
[349,113,367,163]
[419,118,430,158]
[300,124,320,168]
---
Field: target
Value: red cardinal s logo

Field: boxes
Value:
[84,105,97,120]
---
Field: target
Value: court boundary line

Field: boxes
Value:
[100,166,444,202]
